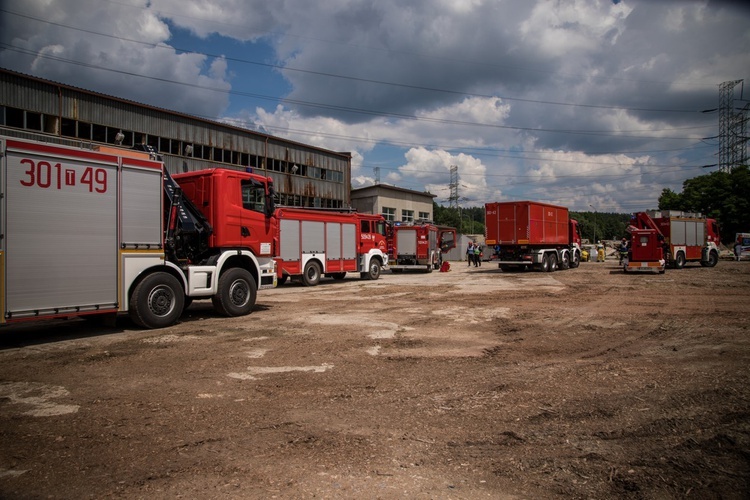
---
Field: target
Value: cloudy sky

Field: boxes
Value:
[2,0,749,212]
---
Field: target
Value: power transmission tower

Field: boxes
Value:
[373,166,380,183]
[448,165,459,208]
[719,80,748,172]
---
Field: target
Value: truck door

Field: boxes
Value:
[240,178,274,256]
[439,229,456,252]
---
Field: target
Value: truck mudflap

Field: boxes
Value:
[625,261,665,274]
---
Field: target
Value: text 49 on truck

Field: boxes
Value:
[485,201,582,272]
[0,135,279,329]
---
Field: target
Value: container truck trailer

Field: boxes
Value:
[485,201,582,272]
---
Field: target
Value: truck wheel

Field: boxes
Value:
[674,252,686,269]
[362,259,381,280]
[547,253,557,272]
[561,251,570,270]
[540,254,550,272]
[302,261,322,286]
[129,272,184,329]
[330,272,347,280]
[701,250,718,268]
[212,268,257,317]
[570,251,580,268]
[278,275,288,286]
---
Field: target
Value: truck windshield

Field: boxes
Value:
[241,180,266,213]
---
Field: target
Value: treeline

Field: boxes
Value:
[432,203,631,243]
[431,164,749,245]
[658,165,749,244]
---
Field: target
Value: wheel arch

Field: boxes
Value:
[125,261,186,313]
[217,252,261,287]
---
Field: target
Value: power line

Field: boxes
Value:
[0,7,719,116]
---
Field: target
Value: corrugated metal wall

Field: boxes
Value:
[0,70,351,205]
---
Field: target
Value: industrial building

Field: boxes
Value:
[0,68,351,209]
[350,184,435,223]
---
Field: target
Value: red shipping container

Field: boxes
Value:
[486,201,570,246]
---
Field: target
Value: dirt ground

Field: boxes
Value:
[0,257,749,499]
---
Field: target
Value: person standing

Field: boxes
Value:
[474,243,481,267]
[735,235,743,261]
[467,241,475,266]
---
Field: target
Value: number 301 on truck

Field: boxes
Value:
[0,135,278,329]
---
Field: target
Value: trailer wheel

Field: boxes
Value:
[362,259,382,280]
[302,261,322,286]
[212,268,257,317]
[129,272,184,329]
[674,252,686,269]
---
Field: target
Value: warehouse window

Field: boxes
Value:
[92,124,106,143]
[77,122,92,140]
[419,211,430,221]
[25,111,42,131]
[382,207,396,221]
[5,107,24,128]
[401,210,414,223]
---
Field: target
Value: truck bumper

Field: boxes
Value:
[625,260,665,273]
[389,264,430,270]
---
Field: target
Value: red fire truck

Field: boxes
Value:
[274,208,387,286]
[485,201,582,272]
[0,135,277,329]
[387,222,457,272]
[628,211,720,269]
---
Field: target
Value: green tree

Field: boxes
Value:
[658,165,750,244]
[433,202,484,234]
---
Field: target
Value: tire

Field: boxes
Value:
[570,251,581,268]
[540,253,550,272]
[701,250,718,268]
[129,272,184,329]
[302,261,322,286]
[362,258,381,280]
[547,253,557,272]
[674,252,686,269]
[330,272,347,280]
[277,275,288,286]
[211,268,257,317]
[561,251,570,270]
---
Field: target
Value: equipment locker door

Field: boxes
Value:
[2,140,119,319]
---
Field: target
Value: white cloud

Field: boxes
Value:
[2,0,748,213]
